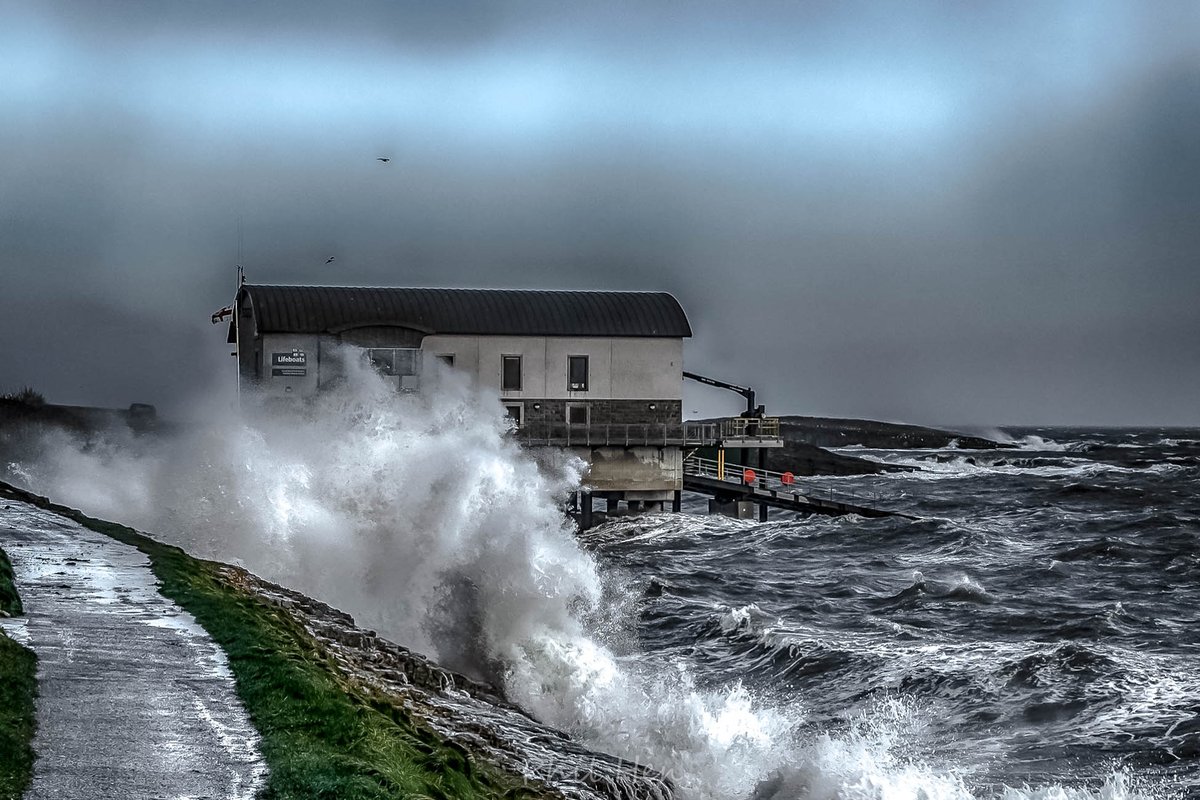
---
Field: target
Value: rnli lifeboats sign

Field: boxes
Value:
[271,350,307,377]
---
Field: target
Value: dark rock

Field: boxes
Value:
[776,416,1014,450]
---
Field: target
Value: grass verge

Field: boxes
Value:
[0,544,36,800]
[0,482,545,800]
[0,544,21,617]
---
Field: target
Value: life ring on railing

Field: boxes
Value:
[743,468,757,485]
[781,471,795,485]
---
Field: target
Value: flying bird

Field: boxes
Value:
[325,257,335,264]
[376,157,391,163]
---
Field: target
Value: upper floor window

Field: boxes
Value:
[436,353,455,367]
[368,348,419,377]
[502,355,522,391]
[568,355,589,391]
[366,348,421,391]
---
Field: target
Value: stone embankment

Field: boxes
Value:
[223,566,673,800]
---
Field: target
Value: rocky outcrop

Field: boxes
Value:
[698,415,1014,476]
[758,440,912,476]
[776,416,1013,450]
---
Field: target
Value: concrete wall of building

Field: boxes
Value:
[237,328,685,495]
[253,333,321,398]
[240,329,684,414]
[418,335,682,401]
[235,294,259,389]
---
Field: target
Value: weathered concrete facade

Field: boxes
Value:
[238,331,682,412]
[226,285,695,512]
[420,334,682,400]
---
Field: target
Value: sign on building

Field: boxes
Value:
[271,350,307,377]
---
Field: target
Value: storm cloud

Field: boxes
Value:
[2,0,1197,425]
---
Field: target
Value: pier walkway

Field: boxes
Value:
[682,455,909,519]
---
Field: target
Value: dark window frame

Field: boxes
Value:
[368,348,396,376]
[568,355,589,391]
[367,347,420,377]
[501,354,522,391]
[504,402,524,427]
[566,402,590,426]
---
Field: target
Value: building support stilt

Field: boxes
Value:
[580,491,593,530]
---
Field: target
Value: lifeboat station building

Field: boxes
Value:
[225,284,713,520]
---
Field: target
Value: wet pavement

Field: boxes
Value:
[0,500,266,800]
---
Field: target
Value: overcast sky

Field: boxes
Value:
[2,0,1197,426]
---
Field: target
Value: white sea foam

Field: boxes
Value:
[834,453,1185,483]
[1,352,792,798]
[1010,435,1071,451]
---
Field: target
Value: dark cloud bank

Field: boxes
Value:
[2,1,1197,425]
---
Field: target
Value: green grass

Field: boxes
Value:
[0,482,546,799]
[0,544,36,800]
[0,545,21,618]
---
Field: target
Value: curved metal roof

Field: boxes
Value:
[238,284,692,338]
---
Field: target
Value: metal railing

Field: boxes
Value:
[516,421,719,448]
[682,454,882,510]
[719,417,781,440]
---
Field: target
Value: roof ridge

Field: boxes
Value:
[244,283,675,295]
[238,285,691,338]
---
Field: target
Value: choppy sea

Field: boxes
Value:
[583,428,1200,798]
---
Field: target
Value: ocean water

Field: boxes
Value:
[4,365,1197,799]
[582,428,1200,798]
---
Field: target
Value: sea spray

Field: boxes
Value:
[1,353,792,797]
[0,356,1171,800]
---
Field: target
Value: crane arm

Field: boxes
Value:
[682,371,759,417]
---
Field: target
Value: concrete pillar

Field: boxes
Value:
[671,490,682,513]
[580,492,593,530]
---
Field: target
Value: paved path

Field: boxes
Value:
[0,500,266,799]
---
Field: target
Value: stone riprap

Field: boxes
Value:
[223,566,674,800]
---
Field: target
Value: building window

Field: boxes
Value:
[368,349,395,375]
[366,348,421,390]
[367,348,420,377]
[502,355,522,391]
[566,403,589,426]
[568,355,589,391]
[504,403,523,427]
[437,353,455,367]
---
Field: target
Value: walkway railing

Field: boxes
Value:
[719,417,781,439]
[683,454,883,510]
[516,422,719,448]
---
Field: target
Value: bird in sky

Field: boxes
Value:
[376,157,390,163]
[325,257,335,264]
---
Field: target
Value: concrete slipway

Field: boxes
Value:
[0,500,266,799]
